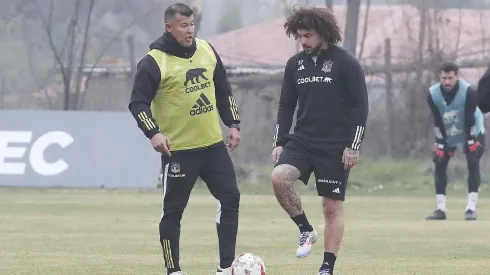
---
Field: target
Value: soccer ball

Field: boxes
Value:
[231,253,266,275]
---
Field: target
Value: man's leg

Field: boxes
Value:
[199,144,240,273]
[271,140,317,258]
[426,152,452,220]
[321,198,344,275]
[313,151,349,275]
[464,134,485,220]
[159,153,201,274]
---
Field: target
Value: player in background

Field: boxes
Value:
[128,3,241,275]
[426,63,485,221]
[476,65,490,113]
[270,6,368,275]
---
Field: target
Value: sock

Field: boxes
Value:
[167,268,179,275]
[436,194,446,212]
[321,252,337,273]
[466,192,478,211]
[291,211,313,233]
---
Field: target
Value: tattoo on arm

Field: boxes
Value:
[344,148,359,158]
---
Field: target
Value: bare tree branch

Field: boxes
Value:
[343,0,361,55]
[34,0,80,110]
[64,0,80,110]
[34,0,66,88]
[79,1,168,109]
[357,0,371,61]
[73,0,95,109]
[453,3,463,60]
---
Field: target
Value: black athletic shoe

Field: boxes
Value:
[426,209,446,220]
[464,209,477,221]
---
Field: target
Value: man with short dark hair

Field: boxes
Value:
[426,62,485,221]
[128,3,241,275]
[271,5,369,275]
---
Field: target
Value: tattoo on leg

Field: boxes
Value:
[272,165,303,217]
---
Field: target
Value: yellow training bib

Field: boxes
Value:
[148,39,223,151]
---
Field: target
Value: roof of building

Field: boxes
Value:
[207,4,490,83]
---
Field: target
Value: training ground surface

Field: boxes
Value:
[1,188,489,275]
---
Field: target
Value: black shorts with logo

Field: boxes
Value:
[274,139,350,201]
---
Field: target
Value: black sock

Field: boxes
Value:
[291,211,313,232]
[167,268,180,275]
[321,252,337,273]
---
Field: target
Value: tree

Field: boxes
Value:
[24,0,171,110]
[343,0,361,55]
[30,0,95,110]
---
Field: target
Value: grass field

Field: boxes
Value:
[1,187,490,275]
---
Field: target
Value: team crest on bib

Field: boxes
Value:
[322,60,333,73]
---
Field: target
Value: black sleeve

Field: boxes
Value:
[477,67,490,113]
[342,54,369,150]
[128,55,161,139]
[207,42,240,127]
[427,92,447,145]
[273,58,298,148]
[465,87,478,141]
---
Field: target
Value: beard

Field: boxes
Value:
[303,43,323,56]
[443,85,454,91]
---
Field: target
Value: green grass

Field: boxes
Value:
[1,188,490,274]
[180,157,490,196]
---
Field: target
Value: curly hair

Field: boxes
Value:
[284,5,342,45]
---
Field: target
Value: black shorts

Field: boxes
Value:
[274,139,349,201]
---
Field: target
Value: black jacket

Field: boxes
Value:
[273,45,369,151]
[128,32,240,139]
[477,65,490,113]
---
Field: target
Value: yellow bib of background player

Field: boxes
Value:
[148,39,223,151]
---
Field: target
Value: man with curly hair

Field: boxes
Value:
[270,5,369,275]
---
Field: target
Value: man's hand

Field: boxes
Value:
[433,143,453,163]
[226,127,240,151]
[465,140,484,157]
[271,146,283,164]
[150,133,172,156]
[342,147,359,170]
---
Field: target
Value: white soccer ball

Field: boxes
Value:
[231,253,266,275]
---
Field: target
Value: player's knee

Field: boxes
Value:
[221,189,240,211]
[271,170,284,188]
[467,157,480,170]
[322,198,342,219]
[159,210,184,228]
[271,164,298,188]
[229,191,240,209]
[435,161,447,171]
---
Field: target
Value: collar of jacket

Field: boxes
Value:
[154,31,197,59]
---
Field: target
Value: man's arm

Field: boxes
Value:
[465,87,479,140]
[128,55,161,139]
[273,58,298,148]
[427,92,447,145]
[207,43,240,127]
[343,55,369,151]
